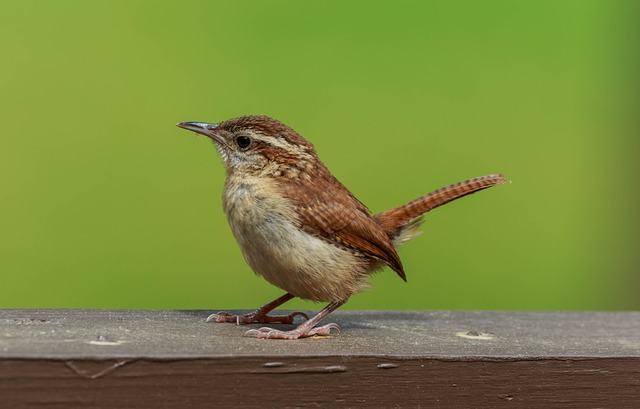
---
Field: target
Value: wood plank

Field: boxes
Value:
[1,309,639,408]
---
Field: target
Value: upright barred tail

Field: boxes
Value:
[375,174,508,245]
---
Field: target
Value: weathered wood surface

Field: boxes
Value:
[1,309,639,408]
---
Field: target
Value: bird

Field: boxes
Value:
[177,115,507,339]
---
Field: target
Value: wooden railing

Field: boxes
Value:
[1,309,639,408]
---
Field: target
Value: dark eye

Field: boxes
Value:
[236,135,252,149]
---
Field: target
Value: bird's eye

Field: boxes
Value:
[236,135,252,149]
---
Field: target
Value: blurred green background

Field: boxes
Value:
[1,1,637,311]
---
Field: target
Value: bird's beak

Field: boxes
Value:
[176,122,226,145]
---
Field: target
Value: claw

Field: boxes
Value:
[290,311,309,322]
[242,327,273,337]
[206,311,232,323]
[309,323,340,336]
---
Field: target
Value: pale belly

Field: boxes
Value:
[222,179,370,302]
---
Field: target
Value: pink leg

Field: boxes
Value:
[244,299,347,340]
[206,293,308,325]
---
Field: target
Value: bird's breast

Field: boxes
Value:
[222,176,370,301]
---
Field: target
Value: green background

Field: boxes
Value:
[1,1,638,311]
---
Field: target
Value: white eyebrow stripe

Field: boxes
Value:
[254,134,313,159]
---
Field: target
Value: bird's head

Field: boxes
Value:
[177,115,318,176]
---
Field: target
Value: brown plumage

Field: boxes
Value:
[177,115,507,339]
[376,174,508,240]
[280,162,407,281]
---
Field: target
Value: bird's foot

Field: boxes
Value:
[243,323,340,339]
[206,310,308,325]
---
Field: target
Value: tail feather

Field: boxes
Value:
[375,174,508,243]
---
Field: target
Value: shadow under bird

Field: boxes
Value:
[177,116,507,339]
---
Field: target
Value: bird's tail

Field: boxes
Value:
[374,174,508,245]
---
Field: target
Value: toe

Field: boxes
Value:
[243,327,303,340]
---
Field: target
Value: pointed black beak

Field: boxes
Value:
[176,122,225,145]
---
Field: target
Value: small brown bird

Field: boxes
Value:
[177,116,506,339]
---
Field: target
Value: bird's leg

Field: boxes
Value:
[206,293,308,325]
[244,298,347,339]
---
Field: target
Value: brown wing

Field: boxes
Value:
[279,167,406,281]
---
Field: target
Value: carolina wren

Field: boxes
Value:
[177,116,506,339]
